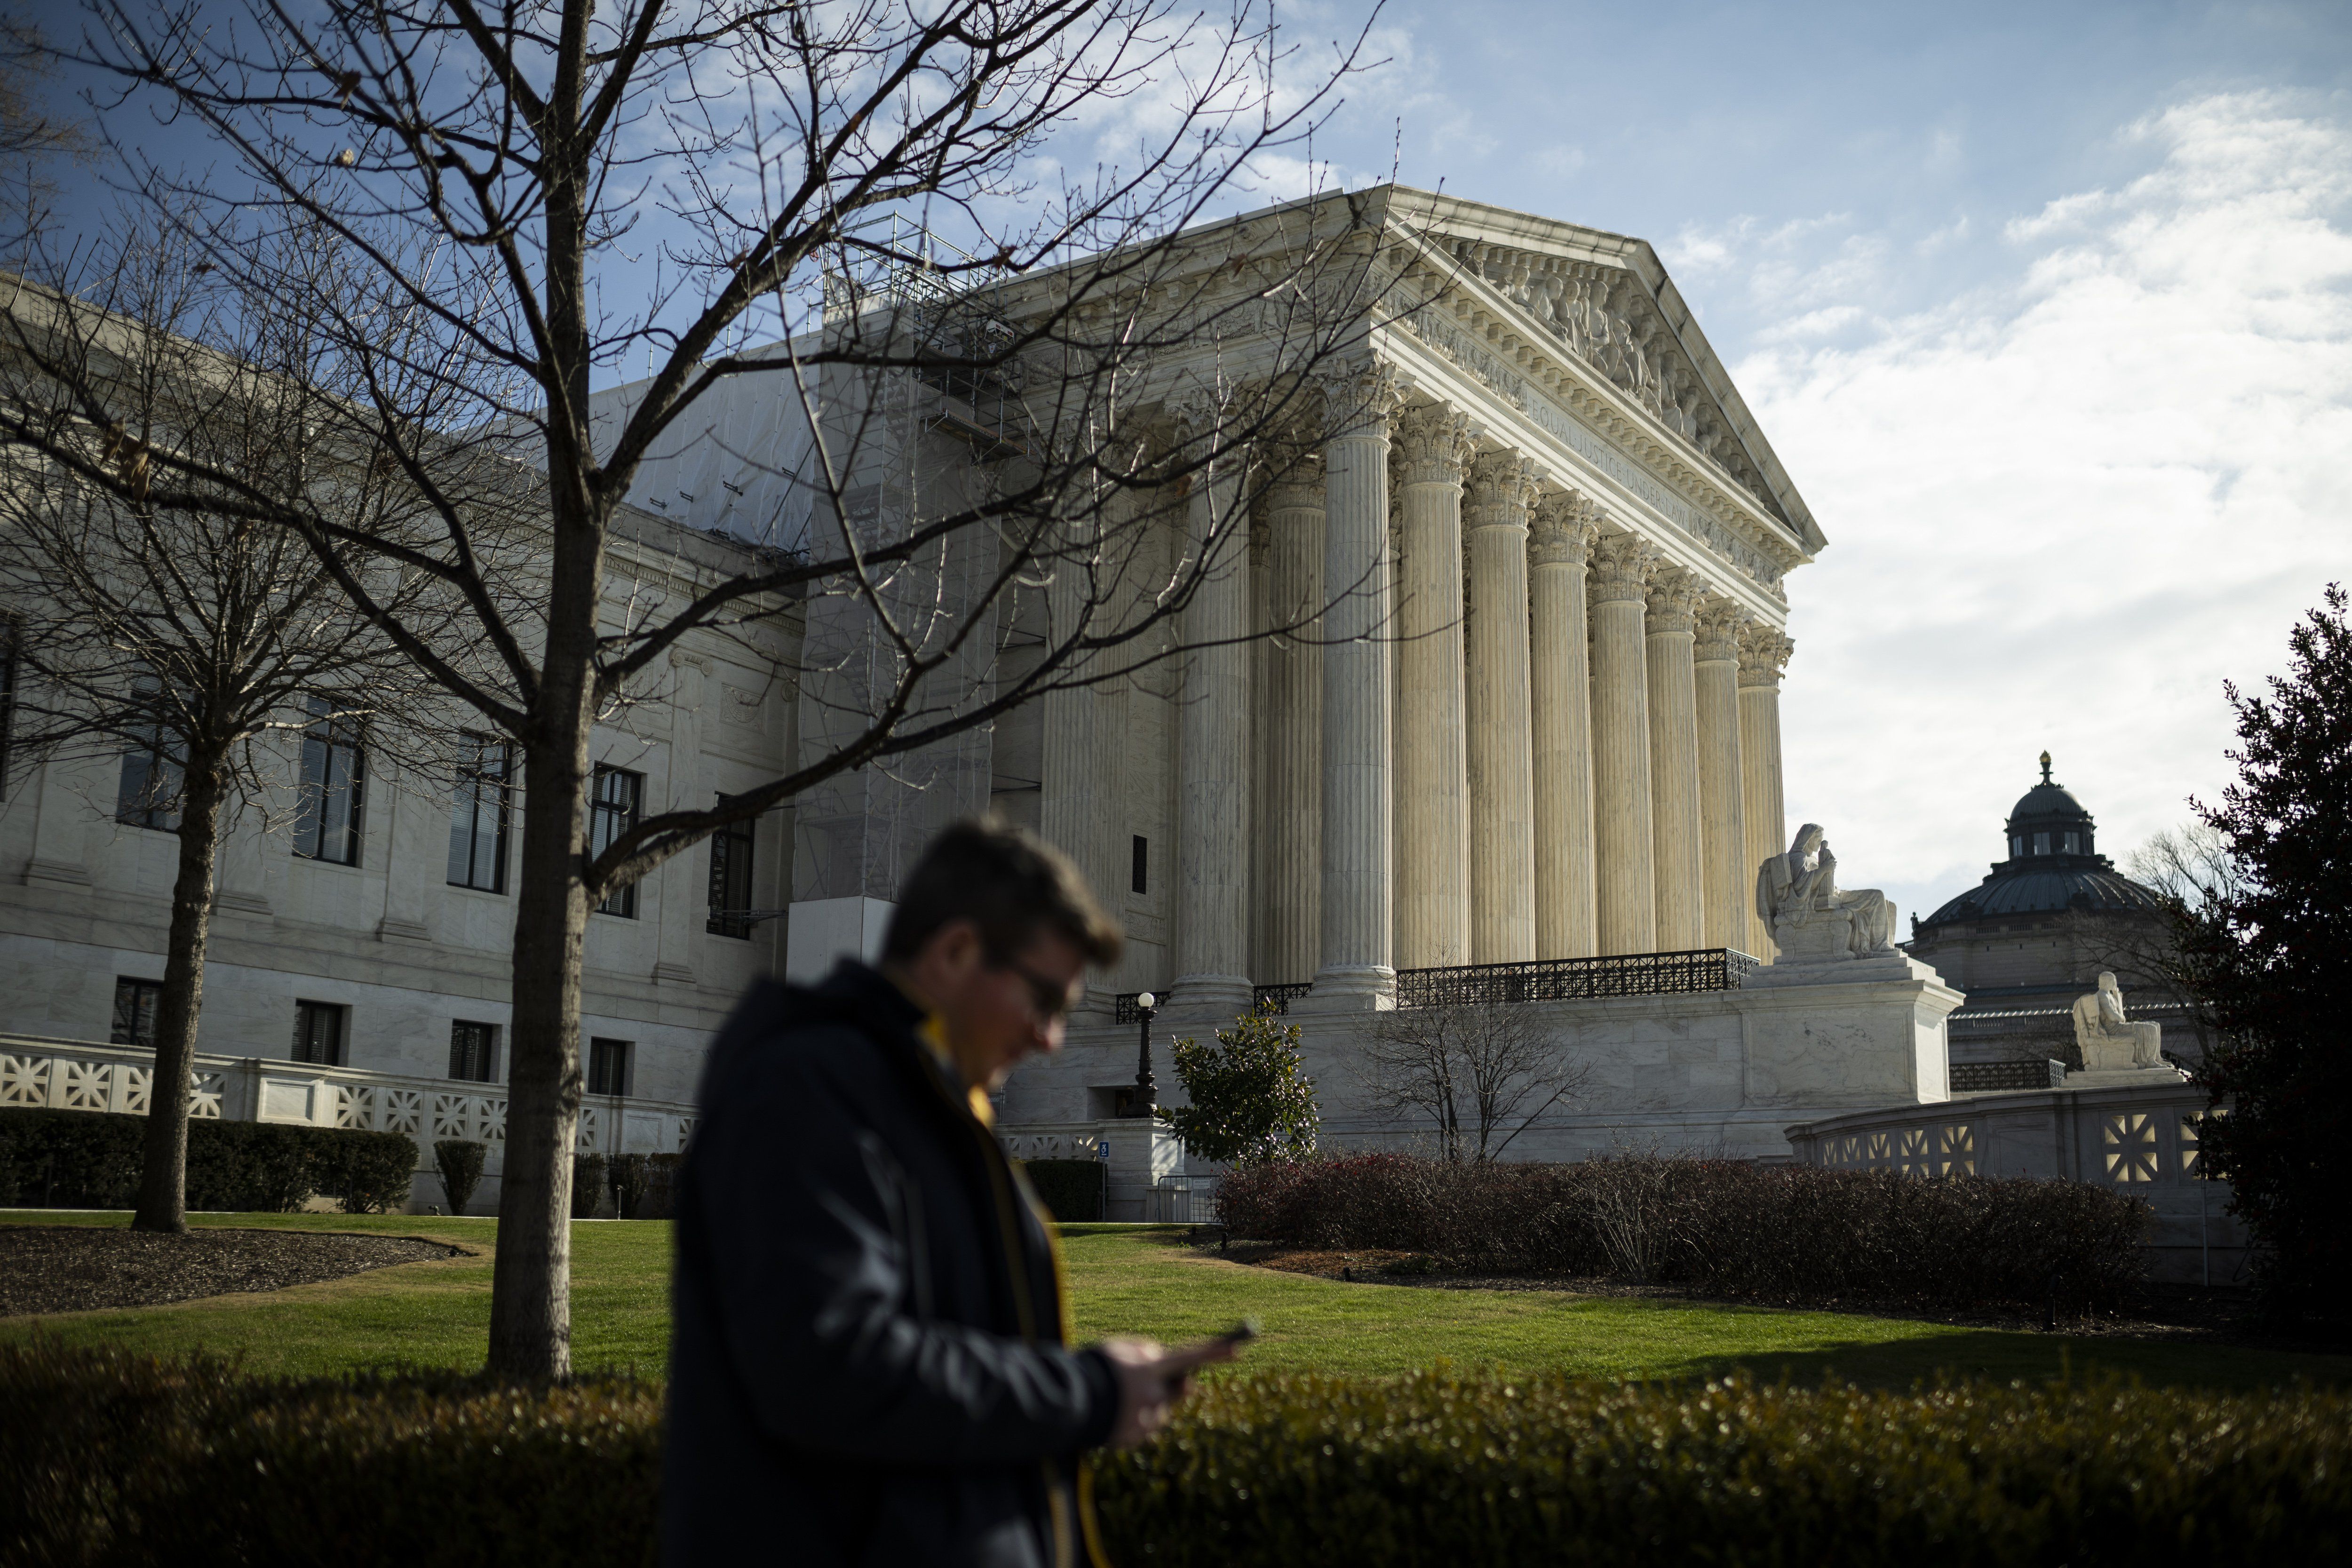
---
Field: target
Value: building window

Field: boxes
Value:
[2009,835,2024,858]
[0,618,16,801]
[1131,835,1149,895]
[291,1000,347,1066]
[2062,831,2081,854]
[115,673,183,830]
[706,795,756,938]
[2033,832,2050,856]
[589,765,643,918]
[448,1020,499,1082]
[293,695,366,866]
[447,734,512,893]
[110,978,164,1046]
[587,1036,632,1097]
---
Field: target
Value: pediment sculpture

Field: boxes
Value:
[1756,824,1898,962]
[2071,972,2165,1071]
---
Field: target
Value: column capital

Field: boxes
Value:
[1392,402,1476,487]
[1695,598,1750,663]
[1587,530,1656,604]
[1315,359,1405,438]
[1644,565,1703,635]
[1264,445,1325,516]
[1465,451,1539,533]
[1738,625,1796,688]
[1529,490,1601,566]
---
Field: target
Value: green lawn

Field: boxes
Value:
[7,1211,2347,1393]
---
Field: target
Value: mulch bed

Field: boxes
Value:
[0,1226,464,1317]
[1187,1235,2317,1348]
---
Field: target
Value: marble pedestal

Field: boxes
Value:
[1005,954,1963,1163]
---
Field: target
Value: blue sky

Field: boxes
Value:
[32,0,2352,932]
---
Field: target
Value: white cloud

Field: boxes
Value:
[1740,92,2352,929]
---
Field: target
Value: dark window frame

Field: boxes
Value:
[589,764,643,918]
[705,794,756,938]
[586,1036,633,1098]
[448,1019,499,1082]
[0,617,16,802]
[446,733,513,893]
[291,999,347,1066]
[293,694,366,867]
[115,671,184,831]
[110,977,164,1046]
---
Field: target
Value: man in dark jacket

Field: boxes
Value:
[664,819,1233,1567]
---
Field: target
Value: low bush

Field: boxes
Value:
[0,1108,417,1215]
[434,1139,486,1216]
[1021,1158,1104,1222]
[609,1153,649,1218]
[638,1153,681,1219]
[572,1153,608,1218]
[1217,1153,2151,1314]
[6,1340,2348,1568]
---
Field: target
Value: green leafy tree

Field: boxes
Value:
[1158,1004,1319,1167]
[2180,583,2352,1325]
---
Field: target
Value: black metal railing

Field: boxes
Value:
[1951,1058,2068,1093]
[1112,982,1313,1025]
[1111,953,1754,1022]
[1251,982,1313,1016]
[1393,948,1758,1009]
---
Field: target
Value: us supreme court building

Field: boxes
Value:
[0,186,1961,1210]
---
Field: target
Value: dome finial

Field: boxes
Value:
[2039,750,2052,785]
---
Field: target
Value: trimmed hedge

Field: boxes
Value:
[1217,1153,2152,1314]
[1022,1158,1104,1222]
[572,1153,608,1218]
[5,1340,2348,1567]
[602,1152,681,1219]
[435,1139,486,1216]
[0,1108,417,1215]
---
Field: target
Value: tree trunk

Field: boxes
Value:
[487,489,604,1375]
[132,758,228,1234]
[488,726,593,1377]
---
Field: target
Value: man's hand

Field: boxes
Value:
[1096,1334,1241,1449]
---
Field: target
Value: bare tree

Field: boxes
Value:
[0,9,94,208]
[2079,822,2248,1065]
[0,221,463,1232]
[1365,1003,1589,1163]
[23,0,1398,1371]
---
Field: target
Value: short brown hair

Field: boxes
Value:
[883,817,1123,969]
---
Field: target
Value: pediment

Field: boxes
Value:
[1378,190,1826,557]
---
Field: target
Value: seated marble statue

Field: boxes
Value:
[2071,972,2165,1070]
[1755,823,1898,960]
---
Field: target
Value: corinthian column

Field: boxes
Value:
[1310,369,1403,1008]
[1389,403,1474,970]
[1693,600,1750,953]
[1738,626,1795,960]
[1586,532,1657,955]
[1174,424,1254,1016]
[1041,509,1115,918]
[1464,451,1538,963]
[1644,567,1706,951]
[1528,492,1599,959]
[1259,448,1325,984]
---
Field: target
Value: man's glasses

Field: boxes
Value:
[992,955,1082,1023]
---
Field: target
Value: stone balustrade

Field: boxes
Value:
[0,1033,697,1212]
[1785,1076,2248,1284]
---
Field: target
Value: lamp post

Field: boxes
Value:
[1127,991,1159,1117]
